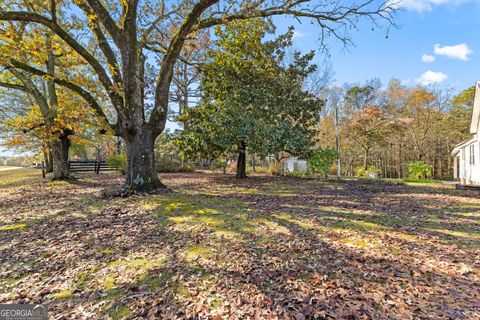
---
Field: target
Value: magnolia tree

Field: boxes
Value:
[0,0,396,191]
[178,20,324,179]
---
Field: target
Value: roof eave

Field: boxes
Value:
[470,82,480,134]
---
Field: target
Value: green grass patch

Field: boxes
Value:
[169,281,190,297]
[109,304,132,320]
[184,245,212,261]
[329,220,385,232]
[47,180,72,187]
[100,248,115,255]
[103,288,122,301]
[145,193,255,238]
[426,228,480,239]
[261,183,299,196]
[1,272,31,286]
[51,288,74,299]
[138,271,173,289]
[0,224,26,232]
[390,248,401,255]
[339,236,380,249]
[0,168,40,188]
[103,275,116,290]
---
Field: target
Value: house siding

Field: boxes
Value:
[457,138,480,185]
[452,81,480,185]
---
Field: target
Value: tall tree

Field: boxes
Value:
[178,20,323,179]
[0,0,395,190]
[0,26,87,179]
[350,105,387,169]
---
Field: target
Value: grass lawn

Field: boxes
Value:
[0,169,479,319]
[0,166,21,170]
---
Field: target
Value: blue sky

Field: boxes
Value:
[275,0,480,91]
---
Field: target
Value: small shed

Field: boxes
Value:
[283,157,307,173]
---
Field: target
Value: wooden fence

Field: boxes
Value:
[69,160,115,174]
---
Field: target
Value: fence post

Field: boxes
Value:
[41,161,46,179]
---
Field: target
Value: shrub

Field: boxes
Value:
[355,166,381,178]
[354,167,367,178]
[307,148,337,178]
[107,154,127,174]
[366,166,381,179]
[254,166,270,174]
[157,157,193,173]
[285,170,307,178]
[212,159,227,170]
[269,162,282,175]
[408,161,432,180]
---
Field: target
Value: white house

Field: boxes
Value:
[283,157,307,173]
[451,82,480,185]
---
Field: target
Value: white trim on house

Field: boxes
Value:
[470,82,480,134]
[452,82,480,185]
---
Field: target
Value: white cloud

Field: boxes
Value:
[416,71,448,85]
[434,43,473,60]
[422,54,436,62]
[390,0,472,12]
[292,31,305,39]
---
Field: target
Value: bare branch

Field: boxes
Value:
[84,0,123,46]
[75,2,123,84]
[150,0,218,131]
[193,1,397,48]
[0,82,28,92]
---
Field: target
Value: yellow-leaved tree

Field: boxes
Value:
[0,19,105,179]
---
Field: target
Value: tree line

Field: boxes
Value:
[318,80,473,179]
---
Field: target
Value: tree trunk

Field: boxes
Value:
[438,158,443,179]
[364,148,369,170]
[398,143,403,179]
[124,129,164,191]
[116,137,123,155]
[236,142,247,179]
[44,149,53,173]
[446,139,452,177]
[51,134,71,180]
[48,150,54,172]
[334,101,341,179]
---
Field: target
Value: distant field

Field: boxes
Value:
[0,168,40,187]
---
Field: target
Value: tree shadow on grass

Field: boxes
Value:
[111,211,479,319]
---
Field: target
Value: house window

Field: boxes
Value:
[470,144,475,165]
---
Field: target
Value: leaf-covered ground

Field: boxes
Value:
[0,169,479,319]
